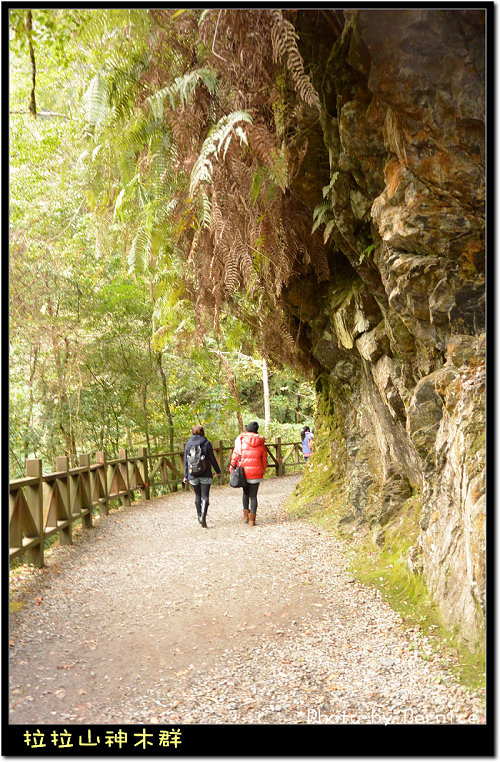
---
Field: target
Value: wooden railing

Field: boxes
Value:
[9,438,304,567]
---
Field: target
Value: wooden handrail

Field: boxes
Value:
[9,437,305,567]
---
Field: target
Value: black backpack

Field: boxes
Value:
[187,444,206,477]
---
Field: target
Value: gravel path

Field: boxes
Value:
[9,474,485,725]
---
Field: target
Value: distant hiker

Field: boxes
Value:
[301,426,314,462]
[229,422,268,526]
[183,425,221,528]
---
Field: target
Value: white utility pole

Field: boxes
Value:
[262,356,271,435]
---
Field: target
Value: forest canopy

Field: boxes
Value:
[9,8,317,477]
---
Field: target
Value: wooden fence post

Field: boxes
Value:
[79,453,93,528]
[25,458,44,568]
[55,455,72,545]
[55,455,73,545]
[96,450,109,516]
[118,449,131,506]
[275,436,284,476]
[138,447,150,501]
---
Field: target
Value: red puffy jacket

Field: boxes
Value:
[230,432,268,480]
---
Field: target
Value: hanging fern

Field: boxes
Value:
[322,171,339,198]
[189,110,252,198]
[82,73,109,125]
[148,67,218,115]
[312,201,336,245]
[310,173,340,243]
[270,10,321,111]
[82,8,334,369]
[311,202,331,234]
[149,133,177,199]
[128,225,151,274]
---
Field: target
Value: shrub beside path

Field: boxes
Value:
[9,474,485,725]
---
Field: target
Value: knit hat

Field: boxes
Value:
[245,421,259,433]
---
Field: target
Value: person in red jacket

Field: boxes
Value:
[229,422,268,526]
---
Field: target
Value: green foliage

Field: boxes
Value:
[128,226,152,274]
[82,73,109,125]
[311,172,339,243]
[9,8,316,481]
[149,67,218,114]
[359,243,375,265]
[250,163,283,206]
[9,8,84,70]
[322,172,339,198]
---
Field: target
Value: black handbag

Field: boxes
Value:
[229,450,247,488]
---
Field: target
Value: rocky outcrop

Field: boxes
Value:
[286,10,485,645]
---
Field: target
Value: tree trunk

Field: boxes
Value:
[45,290,76,457]
[21,341,39,461]
[26,11,37,118]
[142,384,151,453]
[156,352,175,451]
[215,350,244,432]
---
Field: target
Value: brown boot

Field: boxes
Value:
[248,512,256,526]
[243,508,250,523]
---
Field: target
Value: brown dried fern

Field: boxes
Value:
[270,10,321,111]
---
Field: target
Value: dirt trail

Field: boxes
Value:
[9,474,485,725]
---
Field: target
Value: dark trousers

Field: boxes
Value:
[192,482,211,511]
[242,482,260,514]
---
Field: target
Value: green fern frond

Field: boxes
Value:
[268,148,288,191]
[149,136,177,198]
[312,202,330,222]
[118,150,138,187]
[250,166,267,205]
[82,73,109,125]
[322,171,339,198]
[358,243,375,265]
[311,215,323,234]
[323,219,336,244]
[113,188,126,220]
[311,201,330,230]
[148,67,218,115]
[105,50,149,127]
[128,226,151,274]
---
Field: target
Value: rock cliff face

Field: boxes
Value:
[286,10,485,644]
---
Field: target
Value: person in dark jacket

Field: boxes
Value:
[183,425,221,528]
[229,422,267,526]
